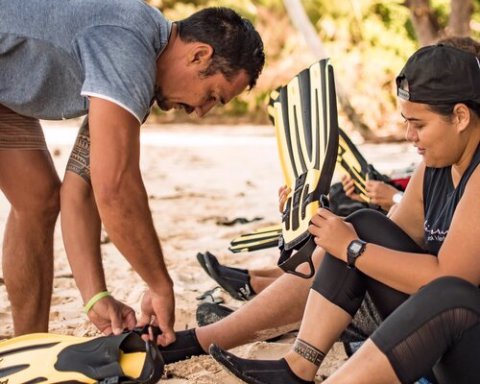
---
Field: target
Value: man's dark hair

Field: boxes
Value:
[176,7,265,89]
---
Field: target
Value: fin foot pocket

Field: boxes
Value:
[0,331,164,383]
[278,237,317,279]
[55,331,164,383]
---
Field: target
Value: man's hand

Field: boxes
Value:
[138,287,176,347]
[89,98,177,344]
[88,295,137,335]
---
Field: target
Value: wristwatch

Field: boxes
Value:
[347,239,367,269]
[392,192,404,204]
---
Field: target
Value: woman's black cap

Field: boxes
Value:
[396,44,480,104]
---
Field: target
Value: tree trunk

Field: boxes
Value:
[282,0,373,138]
[405,0,441,46]
[448,0,472,36]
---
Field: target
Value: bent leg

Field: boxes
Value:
[249,266,284,294]
[314,209,423,318]
[326,277,480,384]
[285,209,424,380]
[196,247,325,350]
[323,339,400,384]
[0,149,60,334]
[249,273,280,294]
[372,276,480,384]
[158,247,325,364]
[208,210,432,383]
[250,266,284,279]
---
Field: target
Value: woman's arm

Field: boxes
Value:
[434,167,480,285]
[310,163,480,294]
[372,164,480,290]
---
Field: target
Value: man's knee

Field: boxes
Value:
[36,180,60,223]
[13,178,60,223]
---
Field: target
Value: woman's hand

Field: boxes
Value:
[309,208,358,262]
[278,185,291,213]
[365,180,400,211]
[341,174,364,202]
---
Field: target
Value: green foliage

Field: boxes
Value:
[372,1,417,42]
[471,0,480,41]
[430,0,452,29]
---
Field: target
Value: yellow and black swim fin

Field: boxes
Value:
[0,329,164,383]
[228,224,282,253]
[336,128,389,202]
[228,127,376,253]
[271,59,339,278]
[336,128,370,202]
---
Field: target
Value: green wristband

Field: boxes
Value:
[83,291,110,314]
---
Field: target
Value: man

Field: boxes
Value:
[0,0,264,346]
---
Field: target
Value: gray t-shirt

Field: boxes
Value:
[0,0,171,123]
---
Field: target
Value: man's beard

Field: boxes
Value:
[154,87,169,111]
[153,86,194,114]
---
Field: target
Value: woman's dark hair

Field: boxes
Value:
[436,36,480,57]
[176,7,265,89]
[428,101,480,119]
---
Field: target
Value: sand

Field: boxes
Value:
[0,121,418,382]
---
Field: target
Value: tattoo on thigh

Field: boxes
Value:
[294,338,326,366]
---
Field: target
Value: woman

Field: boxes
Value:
[209,43,480,383]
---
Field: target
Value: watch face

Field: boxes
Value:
[392,192,403,204]
[350,242,363,253]
[348,240,366,268]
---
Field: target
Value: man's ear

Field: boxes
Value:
[453,103,471,133]
[189,43,214,66]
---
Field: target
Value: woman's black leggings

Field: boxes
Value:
[311,209,480,384]
[372,276,480,383]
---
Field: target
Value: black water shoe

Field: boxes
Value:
[210,344,314,384]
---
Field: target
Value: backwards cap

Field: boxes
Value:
[396,44,480,104]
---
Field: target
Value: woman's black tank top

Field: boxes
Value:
[423,145,480,255]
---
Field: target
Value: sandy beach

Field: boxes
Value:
[0,121,418,382]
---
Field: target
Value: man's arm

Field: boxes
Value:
[61,171,137,335]
[87,97,175,344]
